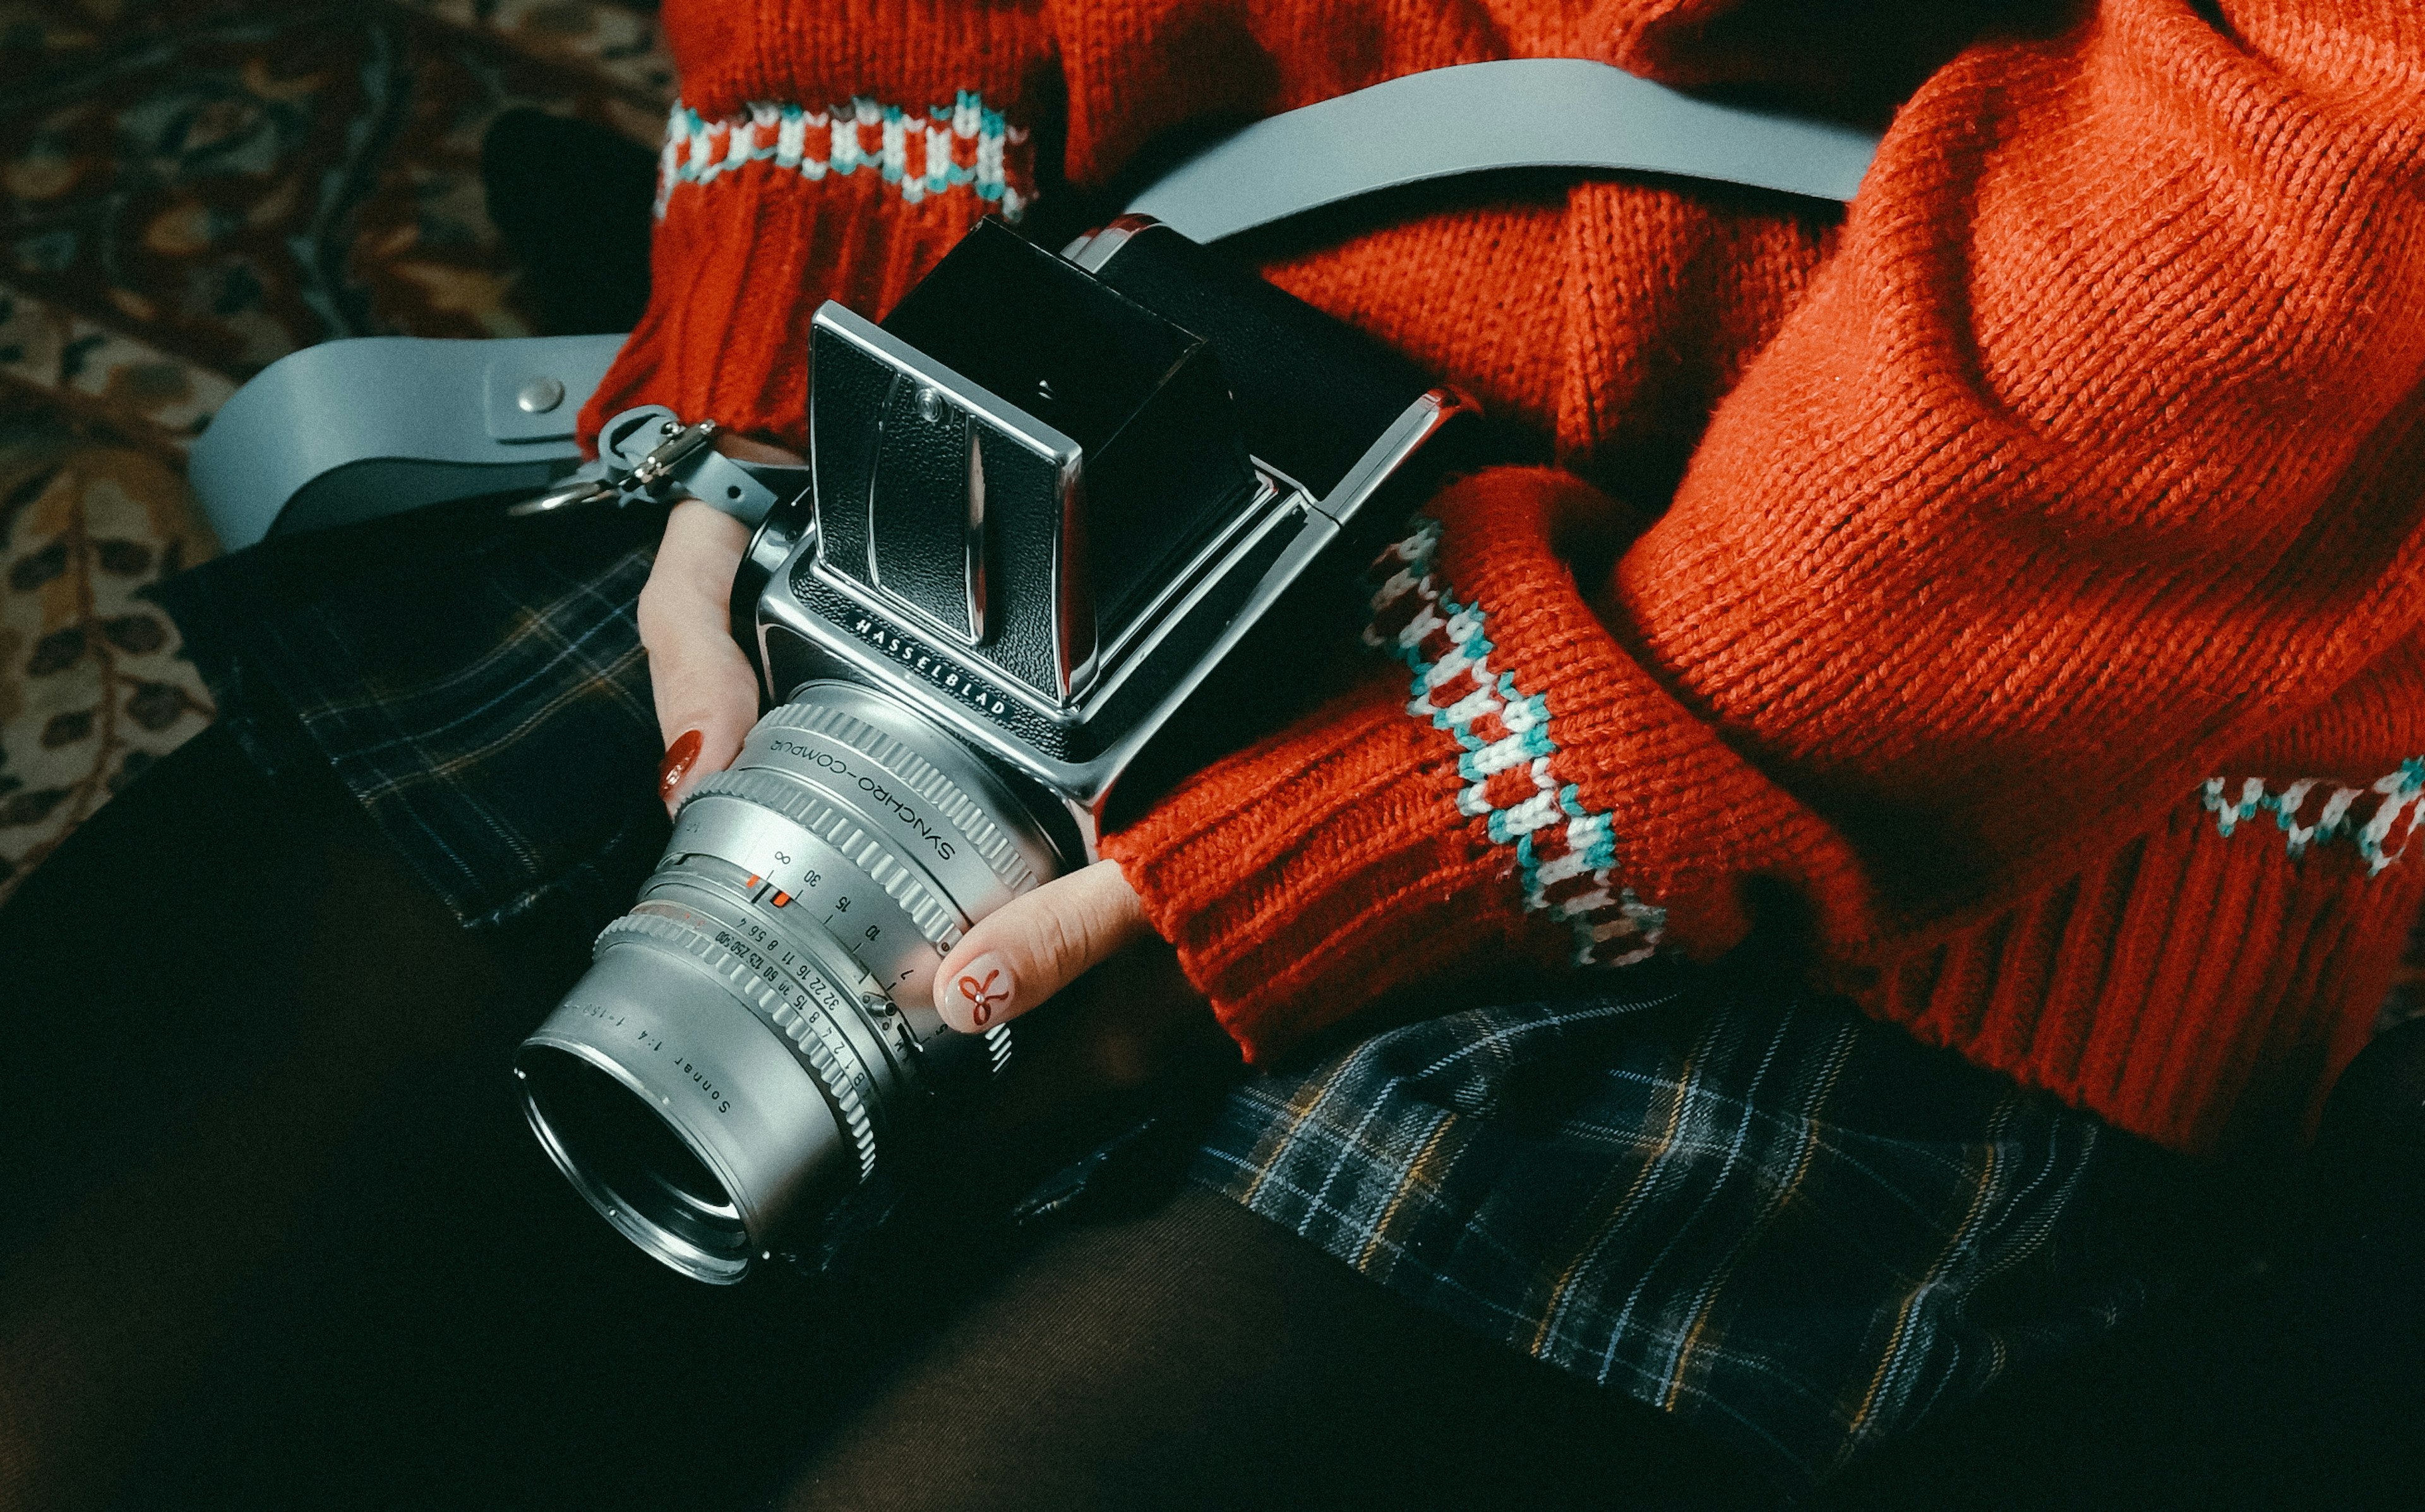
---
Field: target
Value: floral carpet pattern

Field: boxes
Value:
[0,0,671,900]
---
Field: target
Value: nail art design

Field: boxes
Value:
[954,958,1012,1027]
[659,728,704,804]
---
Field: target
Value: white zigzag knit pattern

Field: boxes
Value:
[654,93,1027,220]
[1364,519,1666,967]
[2201,758,2425,874]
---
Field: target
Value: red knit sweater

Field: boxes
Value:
[587,0,2425,1157]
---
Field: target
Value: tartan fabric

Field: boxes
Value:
[1197,963,2185,1485]
[157,523,2186,1485]
[155,508,673,927]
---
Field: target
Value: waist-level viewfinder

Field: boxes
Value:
[809,222,1260,708]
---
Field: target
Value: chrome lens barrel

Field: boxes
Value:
[517,682,1062,1282]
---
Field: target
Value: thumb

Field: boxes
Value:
[638,498,759,813]
[932,860,1151,1033]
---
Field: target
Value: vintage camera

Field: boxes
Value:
[515,217,1477,1282]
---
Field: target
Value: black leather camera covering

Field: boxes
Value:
[809,334,1071,699]
[887,225,1267,650]
[1081,221,1437,503]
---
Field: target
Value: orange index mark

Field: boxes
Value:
[771,891,792,908]
[745,874,761,889]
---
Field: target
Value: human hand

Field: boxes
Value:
[948,862,1236,1150]
[930,859,1154,1033]
[637,439,1214,1072]
[637,434,803,813]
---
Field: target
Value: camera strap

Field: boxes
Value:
[1125,57,1879,242]
[189,59,1879,550]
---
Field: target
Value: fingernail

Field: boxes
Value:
[940,952,1014,1030]
[658,728,704,807]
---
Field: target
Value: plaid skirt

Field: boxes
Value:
[160,509,2194,1486]
[1194,974,2181,1482]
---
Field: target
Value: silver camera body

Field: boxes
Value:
[517,218,1476,1283]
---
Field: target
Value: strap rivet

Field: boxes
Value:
[515,377,566,414]
[914,386,946,424]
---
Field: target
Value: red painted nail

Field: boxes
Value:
[950,954,1014,1029]
[658,729,704,804]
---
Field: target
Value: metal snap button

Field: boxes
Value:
[516,376,567,414]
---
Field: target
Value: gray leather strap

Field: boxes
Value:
[1125,58,1878,241]
[188,59,1878,549]
[188,333,625,551]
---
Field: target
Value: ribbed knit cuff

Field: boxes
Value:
[1102,674,1562,1064]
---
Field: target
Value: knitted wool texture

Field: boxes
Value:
[587,0,2425,1157]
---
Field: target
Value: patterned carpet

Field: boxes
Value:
[0,0,671,901]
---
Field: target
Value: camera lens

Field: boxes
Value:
[517,683,1064,1282]
[520,1045,751,1276]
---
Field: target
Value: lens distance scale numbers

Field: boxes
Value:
[668,787,957,1006]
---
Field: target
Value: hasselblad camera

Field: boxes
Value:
[514,216,1478,1282]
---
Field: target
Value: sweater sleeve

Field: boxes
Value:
[575,0,1057,450]
[1102,0,2425,1064]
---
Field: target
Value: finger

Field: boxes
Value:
[932,859,1151,1033]
[637,498,757,813]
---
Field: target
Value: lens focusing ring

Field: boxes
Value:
[664,794,952,1005]
[683,766,967,948]
[752,701,1038,893]
[599,903,885,1177]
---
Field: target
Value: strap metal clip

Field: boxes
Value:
[510,406,807,528]
[509,407,728,520]
[624,417,722,497]
[509,472,621,518]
